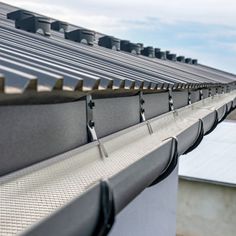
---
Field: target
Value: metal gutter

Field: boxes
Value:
[0,91,235,235]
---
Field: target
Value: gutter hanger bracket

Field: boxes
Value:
[86,94,97,141]
[86,95,108,158]
[209,87,212,97]
[188,89,192,105]
[168,88,174,111]
[138,92,153,134]
[139,91,146,122]
[199,89,203,100]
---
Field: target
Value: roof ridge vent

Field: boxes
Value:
[98,36,120,51]
[15,16,51,36]
[51,21,68,32]
[141,46,154,57]
[137,43,144,50]
[65,29,95,46]
[167,53,177,61]
[155,48,161,54]
[155,51,166,60]
[7,9,34,21]
[177,56,185,62]
[120,40,141,54]
[185,58,192,64]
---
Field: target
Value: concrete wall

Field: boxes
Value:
[177,179,236,236]
[110,166,179,236]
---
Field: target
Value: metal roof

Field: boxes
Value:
[1,2,236,236]
[179,121,236,187]
[0,2,236,99]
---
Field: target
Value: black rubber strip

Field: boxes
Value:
[183,119,204,155]
[93,180,115,236]
[205,110,218,136]
[227,101,235,115]
[149,137,178,186]
[218,105,230,123]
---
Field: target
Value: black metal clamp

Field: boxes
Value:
[93,180,115,236]
[183,119,204,155]
[149,137,178,186]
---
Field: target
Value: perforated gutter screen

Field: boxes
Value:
[0,2,236,236]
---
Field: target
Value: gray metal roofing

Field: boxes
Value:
[1,2,236,235]
[179,121,236,187]
[0,2,236,97]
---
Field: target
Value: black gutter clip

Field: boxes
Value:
[183,119,204,155]
[93,180,115,236]
[149,137,178,186]
[205,110,218,135]
[218,104,230,123]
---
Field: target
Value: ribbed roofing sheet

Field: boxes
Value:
[0,2,236,235]
[179,121,236,187]
[0,2,235,96]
